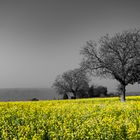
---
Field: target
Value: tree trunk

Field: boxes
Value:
[72,91,77,99]
[120,84,126,102]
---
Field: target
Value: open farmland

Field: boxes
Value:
[0,97,140,140]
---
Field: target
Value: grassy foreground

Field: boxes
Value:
[0,97,140,140]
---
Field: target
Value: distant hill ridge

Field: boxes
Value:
[126,92,140,96]
[0,88,58,101]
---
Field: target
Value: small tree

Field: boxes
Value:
[81,29,140,102]
[31,98,39,101]
[88,85,107,97]
[63,93,69,99]
[52,68,89,99]
[88,85,95,97]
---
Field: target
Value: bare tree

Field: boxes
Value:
[81,29,140,102]
[52,68,89,99]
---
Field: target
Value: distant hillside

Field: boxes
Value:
[0,88,60,101]
[126,92,140,96]
[108,91,140,97]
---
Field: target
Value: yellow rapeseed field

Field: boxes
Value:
[0,96,140,140]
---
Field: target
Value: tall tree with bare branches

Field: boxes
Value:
[81,29,140,102]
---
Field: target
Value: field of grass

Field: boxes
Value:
[0,96,140,140]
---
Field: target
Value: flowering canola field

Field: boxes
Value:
[0,96,140,140]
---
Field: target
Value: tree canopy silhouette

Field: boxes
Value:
[53,68,89,99]
[81,29,140,102]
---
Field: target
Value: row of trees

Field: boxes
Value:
[53,29,140,102]
[63,85,107,99]
[53,68,107,99]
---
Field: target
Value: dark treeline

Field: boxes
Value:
[66,85,108,99]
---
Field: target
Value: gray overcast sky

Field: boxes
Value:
[0,0,140,91]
